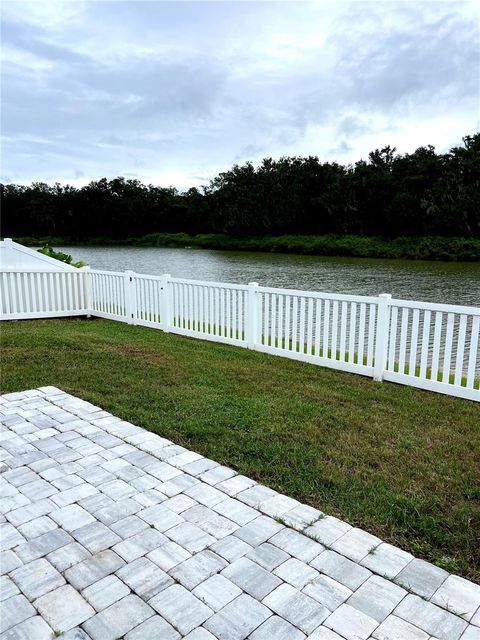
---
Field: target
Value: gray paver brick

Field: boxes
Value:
[136,503,184,531]
[311,550,372,591]
[124,614,180,640]
[198,465,236,486]
[149,584,214,635]
[81,574,130,611]
[147,540,191,571]
[10,557,65,600]
[209,535,253,562]
[0,523,26,550]
[249,615,306,640]
[330,527,381,562]
[246,541,290,571]
[360,542,413,579]
[192,573,242,611]
[110,514,149,539]
[431,574,480,621]
[169,549,226,590]
[17,514,57,539]
[234,515,284,547]
[50,504,96,532]
[394,593,468,640]
[274,557,319,589]
[324,603,378,640]
[269,527,324,563]
[185,483,226,507]
[222,556,282,599]
[306,628,344,640]
[163,494,198,513]
[204,592,271,640]
[94,498,141,525]
[14,528,73,562]
[372,614,429,640]
[0,594,35,633]
[212,496,258,525]
[164,521,216,553]
[64,550,125,590]
[46,541,91,573]
[346,574,407,622]
[0,576,20,601]
[34,584,95,633]
[71,521,121,554]
[394,557,449,598]
[82,594,154,640]
[262,583,329,634]
[5,498,56,527]
[116,556,174,600]
[281,503,323,531]
[216,475,257,497]
[0,550,22,574]
[0,615,53,640]
[183,629,217,640]
[303,574,352,611]
[304,515,352,546]
[112,527,167,562]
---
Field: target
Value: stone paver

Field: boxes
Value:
[0,388,478,639]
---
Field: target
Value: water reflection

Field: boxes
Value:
[60,247,480,307]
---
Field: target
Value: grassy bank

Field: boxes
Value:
[2,318,479,581]
[12,233,480,261]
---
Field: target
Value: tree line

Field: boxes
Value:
[1,134,479,240]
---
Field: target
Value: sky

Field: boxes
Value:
[1,0,479,190]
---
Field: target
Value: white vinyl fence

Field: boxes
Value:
[1,267,479,402]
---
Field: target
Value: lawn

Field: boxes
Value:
[1,318,479,582]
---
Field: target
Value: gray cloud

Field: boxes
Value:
[1,1,478,189]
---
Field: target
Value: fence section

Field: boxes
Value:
[384,299,480,400]
[1,267,479,401]
[0,270,88,319]
[255,287,380,377]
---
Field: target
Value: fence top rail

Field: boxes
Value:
[390,297,480,316]
[90,269,126,277]
[0,269,85,274]
[257,285,380,304]
[167,276,249,291]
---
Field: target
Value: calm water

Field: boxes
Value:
[59,246,480,307]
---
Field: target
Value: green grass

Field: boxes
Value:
[2,318,479,581]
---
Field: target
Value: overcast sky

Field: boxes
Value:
[1,0,479,190]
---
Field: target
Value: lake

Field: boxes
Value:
[59,246,480,307]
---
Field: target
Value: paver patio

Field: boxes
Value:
[0,387,479,639]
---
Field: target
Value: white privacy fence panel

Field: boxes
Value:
[0,270,88,319]
[1,267,478,401]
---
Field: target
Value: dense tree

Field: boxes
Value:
[1,134,479,239]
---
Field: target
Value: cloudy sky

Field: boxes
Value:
[1,0,479,189]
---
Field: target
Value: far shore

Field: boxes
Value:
[10,233,480,262]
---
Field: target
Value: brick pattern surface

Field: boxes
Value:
[1,387,479,639]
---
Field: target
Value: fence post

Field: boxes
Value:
[3,238,14,269]
[161,273,171,332]
[373,293,392,381]
[247,282,259,349]
[125,270,136,325]
[81,266,92,317]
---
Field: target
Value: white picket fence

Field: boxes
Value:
[1,267,479,402]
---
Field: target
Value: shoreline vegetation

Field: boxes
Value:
[13,233,480,261]
[2,135,479,254]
